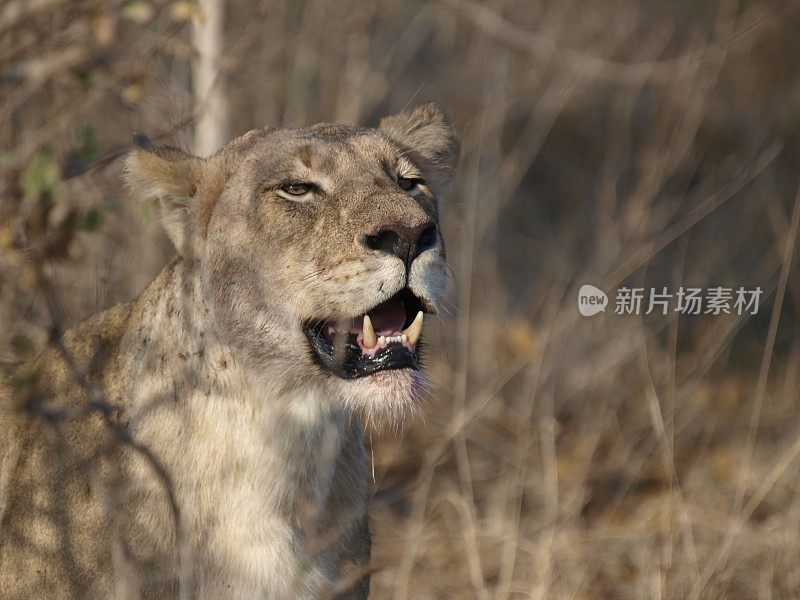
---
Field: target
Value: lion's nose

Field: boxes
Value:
[362,221,438,266]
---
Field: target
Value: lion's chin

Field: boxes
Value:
[333,367,426,427]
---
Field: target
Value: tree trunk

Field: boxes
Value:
[191,0,228,156]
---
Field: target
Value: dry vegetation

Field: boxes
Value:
[3,0,800,597]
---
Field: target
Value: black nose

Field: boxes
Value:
[363,222,438,266]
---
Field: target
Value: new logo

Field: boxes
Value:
[578,284,608,317]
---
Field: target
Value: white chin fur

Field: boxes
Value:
[333,368,426,428]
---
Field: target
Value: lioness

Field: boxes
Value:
[0,103,459,599]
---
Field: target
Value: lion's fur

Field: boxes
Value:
[0,103,459,598]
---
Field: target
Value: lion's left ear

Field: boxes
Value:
[124,133,225,255]
[379,102,460,197]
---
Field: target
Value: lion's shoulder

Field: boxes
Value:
[37,301,134,402]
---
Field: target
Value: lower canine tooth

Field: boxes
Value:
[403,311,424,346]
[362,315,377,349]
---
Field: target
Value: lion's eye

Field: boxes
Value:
[281,182,313,196]
[398,177,424,192]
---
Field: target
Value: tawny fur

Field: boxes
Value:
[0,103,459,599]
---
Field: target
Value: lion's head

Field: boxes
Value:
[125,103,459,418]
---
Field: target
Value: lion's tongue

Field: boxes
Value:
[367,298,406,335]
[337,298,406,337]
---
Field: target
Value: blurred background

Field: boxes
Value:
[3,0,800,597]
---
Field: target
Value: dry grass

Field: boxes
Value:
[3,0,800,597]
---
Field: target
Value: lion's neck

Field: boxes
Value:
[124,258,349,520]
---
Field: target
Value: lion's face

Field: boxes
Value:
[126,104,459,416]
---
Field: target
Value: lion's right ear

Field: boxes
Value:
[125,133,221,255]
[379,102,460,198]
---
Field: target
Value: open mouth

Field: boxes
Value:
[303,288,426,379]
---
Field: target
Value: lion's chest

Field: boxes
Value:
[126,374,349,598]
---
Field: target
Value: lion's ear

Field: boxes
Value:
[125,133,223,255]
[379,102,460,196]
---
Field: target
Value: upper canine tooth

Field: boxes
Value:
[403,311,424,346]
[362,315,377,349]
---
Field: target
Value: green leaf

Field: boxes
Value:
[139,201,156,223]
[21,151,61,200]
[123,1,155,23]
[80,208,103,232]
[13,373,34,392]
[78,69,98,90]
[77,124,100,162]
[11,335,34,358]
